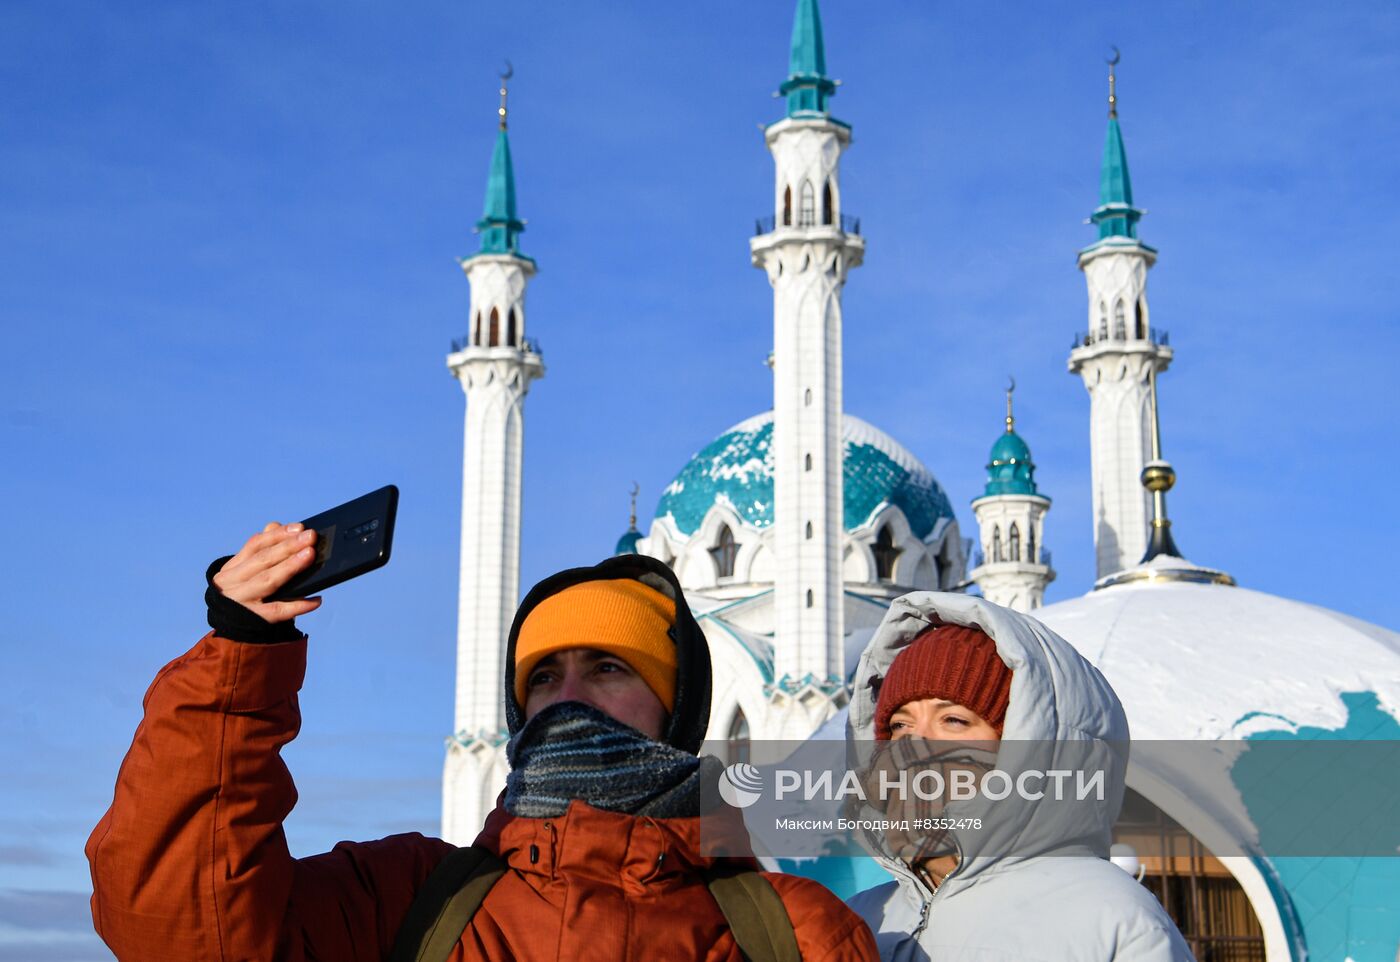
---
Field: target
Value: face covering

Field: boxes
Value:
[503,701,705,819]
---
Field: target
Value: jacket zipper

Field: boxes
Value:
[911,835,962,939]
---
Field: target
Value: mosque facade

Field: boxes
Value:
[438,4,1400,961]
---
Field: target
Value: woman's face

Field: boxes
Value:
[523,647,667,740]
[888,698,1001,743]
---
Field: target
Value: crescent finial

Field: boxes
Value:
[1106,47,1120,118]
[497,62,513,130]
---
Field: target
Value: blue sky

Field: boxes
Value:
[2,1,1398,957]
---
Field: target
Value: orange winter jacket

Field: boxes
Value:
[87,632,877,962]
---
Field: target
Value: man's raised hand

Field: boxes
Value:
[212,522,323,624]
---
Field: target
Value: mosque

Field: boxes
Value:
[436,3,1400,960]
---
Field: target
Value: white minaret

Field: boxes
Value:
[970,383,1055,612]
[442,74,544,844]
[1067,56,1171,580]
[750,0,863,735]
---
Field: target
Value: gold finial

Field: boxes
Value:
[1107,47,1120,119]
[498,61,514,131]
[1140,364,1181,560]
[1005,376,1016,433]
[628,481,639,531]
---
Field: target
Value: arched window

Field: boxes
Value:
[1113,300,1126,340]
[710,524,738,578]
[1027,524,1037,564]
[804,453,812,471]
[1009,522,1021,562]
[727,709,751,765]
[992,525,1003,563]
[805,521,813,540]
[782,186,792,227]
[1097,302,1107,342]
[805,589,814,608]
[1135,299,1146,339]
[488,307,500,347]
[821,180,833,225]
[804,388,812,406]
[799,181,815,227]
[506,308,517,347]
[872,525,899,581]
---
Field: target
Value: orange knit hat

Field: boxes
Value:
[513,578,678,711]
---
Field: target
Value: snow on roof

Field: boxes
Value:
[1033,581,1400,740]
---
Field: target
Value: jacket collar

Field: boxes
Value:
[475,798,758,890]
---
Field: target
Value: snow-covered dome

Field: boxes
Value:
[1033,578,1400,741]
[1033,575,1400,962]
[653,411,954,539]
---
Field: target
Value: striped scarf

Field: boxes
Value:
[504,701,704,819]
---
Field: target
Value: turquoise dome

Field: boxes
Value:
[982,429,1041,498]
[654,412,954,540]
[614,529,642,555]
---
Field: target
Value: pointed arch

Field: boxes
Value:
[506,308,517,347]
[821,179,833,225]
[1097,301,1108,342]
[873,524,899,581]
[804,453,812,471]
[488,307,500,347]
[805,589,814,608]
[1135,298,1147,339]
[473,310,482,346]
[1028,523,1037,564]
[805,521,813,540]
[992,525,1003,563]
[1113,300,1127,340]
[727,708,751,765]
[709,523,737,579]
[1009,522,1021,562]
[799,180,815,227]
[782,186,793,227]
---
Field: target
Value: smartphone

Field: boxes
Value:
[269,485,399,601]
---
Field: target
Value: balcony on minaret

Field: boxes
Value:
[754,211,861,236]
[750,205,865,272]
[1068,324,1172,372]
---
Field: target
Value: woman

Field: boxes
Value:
[845,591,1193,961]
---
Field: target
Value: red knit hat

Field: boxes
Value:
[874,624,1013,739]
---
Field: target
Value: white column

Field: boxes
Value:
[1068,244,1169,579]
[442,252,542,842]
[751,118,863,690]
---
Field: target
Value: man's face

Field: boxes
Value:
[522,647,668,740]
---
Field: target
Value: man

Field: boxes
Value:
[87,521,876,961]
[845,592,1194,961]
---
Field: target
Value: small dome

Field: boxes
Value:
[654,411,954,540]
[982,429,1040,498]
[614,529,642,556]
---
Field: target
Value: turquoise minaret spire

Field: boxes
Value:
[983,381,1043,498]
[779,0,837,118]
[475,70,526,257]
[1089,52,1145,243]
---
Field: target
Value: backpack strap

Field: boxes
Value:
[388,845,507,962]
[706,866,801,962]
